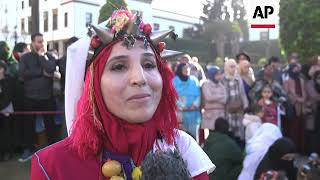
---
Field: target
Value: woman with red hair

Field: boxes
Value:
[30,10,214,180]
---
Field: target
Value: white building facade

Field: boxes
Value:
[0,0,198,56]
[1,0,275,56]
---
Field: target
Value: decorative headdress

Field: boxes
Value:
[87,9,181,62]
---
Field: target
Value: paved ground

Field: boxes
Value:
[0,157,30,180]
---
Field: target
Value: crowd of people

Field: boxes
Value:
[171,53,320,179]
[0,33,78,162]
[0,29,320,179]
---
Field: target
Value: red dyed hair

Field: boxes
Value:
[69,40,178,165]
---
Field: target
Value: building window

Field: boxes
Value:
[169,26,175,31]
[64,13,68,27]
[21,18,25,32]
[22,1,24,9]
[43,11,48,32]
[153,23,160,31]
[85,12,92,27]
[28,17,32,34]
[53,9,58,30]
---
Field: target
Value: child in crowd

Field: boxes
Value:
[258,84,278,125]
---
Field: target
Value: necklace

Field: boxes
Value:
[101,150,147,180]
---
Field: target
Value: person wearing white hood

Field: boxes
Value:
[242,105,264,142]
[238,122,282,180]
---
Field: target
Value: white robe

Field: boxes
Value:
[238,123,282,180]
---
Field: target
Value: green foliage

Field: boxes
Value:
[200,0,247,40]
[215,57,224,67]
[164,38,213,63]
[164,38,281,65]
[257,58,267,68]
[98,0,128,23]
[280,0,320,62]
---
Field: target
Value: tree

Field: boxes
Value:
[280,0,320,62]
[231,0,248,41]
[200,0,246,59]
[98,0,128,23]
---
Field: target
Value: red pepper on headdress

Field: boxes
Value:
[143,24,152,36]
[90,35,102,49]
[157,42,166,52]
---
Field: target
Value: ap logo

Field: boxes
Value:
[248,0,278,28]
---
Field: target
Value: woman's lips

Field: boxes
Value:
[127,94,151,102]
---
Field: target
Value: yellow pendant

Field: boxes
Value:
[101,160,122,178]
[132,167,142,180]
[110,176,125,180]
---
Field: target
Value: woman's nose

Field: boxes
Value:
[129,65,147,87]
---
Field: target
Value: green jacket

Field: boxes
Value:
[204,132,244,180]
[6,56,19,78]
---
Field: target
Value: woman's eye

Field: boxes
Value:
[111,64,126,71]
[143,62,156,70]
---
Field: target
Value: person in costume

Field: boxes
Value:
[30,9,214,180]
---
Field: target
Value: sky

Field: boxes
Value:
[152,0,280,40]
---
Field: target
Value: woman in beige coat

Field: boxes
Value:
[201,66,227,130]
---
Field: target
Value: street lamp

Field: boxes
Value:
[11,25,18,45]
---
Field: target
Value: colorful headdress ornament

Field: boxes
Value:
[87,9,182,59]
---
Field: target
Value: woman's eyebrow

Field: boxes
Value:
[107,55,128,64]
[142,52,155,58]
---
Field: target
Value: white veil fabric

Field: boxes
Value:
[65,37,91,135]
[238,123,282,180]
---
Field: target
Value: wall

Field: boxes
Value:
[151,8,199,37]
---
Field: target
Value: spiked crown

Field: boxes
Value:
[87,9,182,59]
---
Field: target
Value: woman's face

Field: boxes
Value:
[293,66,300,73]
[227,63,237,76]
[240,60,250,74]
[182,65,190,76]
[262,86,273,99]
[264,65,274,77]
[214,71,222,82]
[101,41,163,123]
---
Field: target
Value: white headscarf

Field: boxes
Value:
[238,123,282,180]
[242,114,262,142]
[65,37,91,135]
